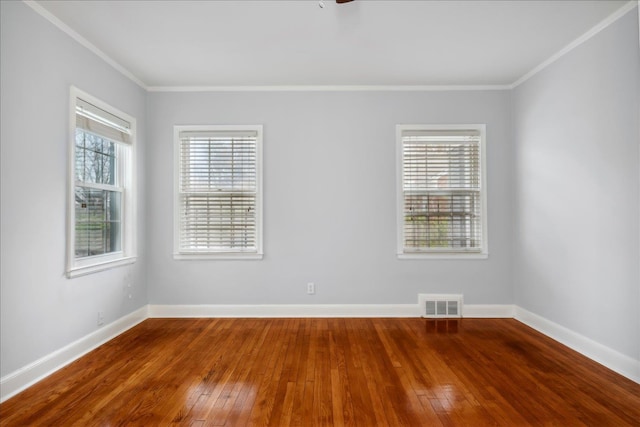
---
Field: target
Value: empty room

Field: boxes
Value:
[1,0,639,425]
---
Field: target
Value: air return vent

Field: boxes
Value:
[418,294,463,318]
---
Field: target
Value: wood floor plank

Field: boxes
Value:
[1,318,639,426]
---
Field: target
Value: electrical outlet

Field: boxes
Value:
[307,282,315,295]
[97,311,105,326]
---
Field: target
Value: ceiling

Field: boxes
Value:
[33,0,631,88]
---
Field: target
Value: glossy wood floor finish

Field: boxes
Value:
[1,318,639,426]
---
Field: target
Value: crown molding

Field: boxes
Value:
[22,0,638,93]
[146,85,511,92]
[22,0,148,90]
[510,1,638,88]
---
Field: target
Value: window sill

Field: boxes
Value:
[398,252,488,260]
[174,252,264,261]
[67,256,137,278]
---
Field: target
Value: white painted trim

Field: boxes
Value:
[67,87,138,278]
[398,253,489,260]
[67,256,137,278]
[173,253,264,261]
[0,306,149,403]
[147,85,511,93]
[511,1,638,88]
[515,306,640,384]
[22,1,147,90]
[464,304,515,318]
[148,303,514,319]
[149,304,420,318]
[20,0,637,93]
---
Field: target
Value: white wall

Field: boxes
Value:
[512,10,640,360]
[147,90,513,305]
[0,1,147,377]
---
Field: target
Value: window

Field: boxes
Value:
[174,125,263,259]
[396,125,487,258]
[67,87,136,277]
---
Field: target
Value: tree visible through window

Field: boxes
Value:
[67,88,135,277]
[74,130,121,257]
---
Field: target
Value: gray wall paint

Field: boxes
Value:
[146,90,513,305]
[512,11,640,359]
[0,2,147,376]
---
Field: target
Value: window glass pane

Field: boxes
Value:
[75,128,85,148]
[87,188,105,221]
[74,129,121,258]
[85,132,103,154]
[182,137,256,192]
[74,187,121,258]
[102,143,116,185]
[76,131,117,185]
[401,128,483,253]
[74,187,90,258]
[404,192,481,250]
[80,135,98,183]
[178,129,260,254]
[84,149,96,183]
[75,130,85,182]
[87,188,106,256]
[107,190,122,253]
[70,92,133,273]
[107,189,121,222]
[181,193,256,251]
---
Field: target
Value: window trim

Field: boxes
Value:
[173,124,264,260]
[396,124,488,259]
[66,87,137,278]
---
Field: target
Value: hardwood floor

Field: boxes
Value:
[1,318,639,426]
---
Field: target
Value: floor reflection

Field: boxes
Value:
[431,384,460,411]
[184,380,257,423]
[424,318,459,333]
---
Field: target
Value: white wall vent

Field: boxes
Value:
[418,294,463,318]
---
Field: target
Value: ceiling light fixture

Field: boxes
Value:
[319,0,354,7]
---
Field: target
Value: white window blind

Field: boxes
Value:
[176,127,262,256]
[399,126,486,255]
[76,98,131,145]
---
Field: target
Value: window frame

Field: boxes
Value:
[396,124,488,259]
[66,86,137,278]
[173,124,264,260]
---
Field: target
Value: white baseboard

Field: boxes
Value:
[148,303,515,319]
[148,304,420,318]
[0,305,148,403]
[514,306,640,384]
[463,304,515,318]
[4,303,636,402]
